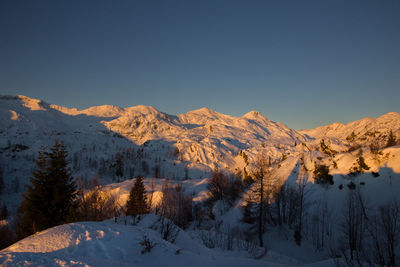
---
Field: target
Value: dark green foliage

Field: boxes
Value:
[346,131,357,142]
[349,154,370,176]
[347,182,356,190]
[313,163,334,185]
[17,141,77,239]
[372,172,380,178]
[0,204,8,219]
[126,176,149,217]
[0,165,4,194]
[386,129,397,148]
[320,139,337,157]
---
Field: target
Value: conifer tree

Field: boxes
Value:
[0,165,4,194]
[0,204,8,220]
[17,141,77,239]
[386,129,397,148]
[126,176,149,217]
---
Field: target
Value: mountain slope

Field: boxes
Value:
[300,112,400,149]
[0,95,307,184]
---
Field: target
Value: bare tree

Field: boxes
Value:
[379,200,400,267]
[158,180,192,228]
[76,179,119,221]
[246,153,274,247]
[294,164,309,246]
[340,189,366,263]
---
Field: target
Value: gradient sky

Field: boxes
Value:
[1,0,399,129]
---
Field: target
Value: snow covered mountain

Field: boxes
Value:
[300,112,400,150]
[0,95,306,186]
[1,95,400,266]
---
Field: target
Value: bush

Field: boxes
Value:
[372,172,380,177]
[349,154,370,175]
[207,170,243,205]
[347,182,356,190]
[140,235,155,254]
[313,163,334,185]
[76,184,119,221]
[157,180,192,229]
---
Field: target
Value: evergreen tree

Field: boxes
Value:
[0,204,8,219]
[126,176,149,217]
[386,129,397,148]
[17,141,77,239]
[0,165,4,194]
[115,152,123,178]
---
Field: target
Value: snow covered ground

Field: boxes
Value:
[1,95,400,266]
[0,215,336,267]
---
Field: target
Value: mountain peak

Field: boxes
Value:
[16,95,47,111]
[242,110,268,121]
[124,105,160,115]
[187,107,218,115]
[82,105,123,117]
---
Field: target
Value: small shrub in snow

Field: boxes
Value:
[347,182,356,190]
[140,235,155,254]
[372,171,380,177]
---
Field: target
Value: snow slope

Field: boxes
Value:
[0,217,333,267]
[300,112,400,149]
[0,95,307,187]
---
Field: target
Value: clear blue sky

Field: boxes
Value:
[1,0,399,129]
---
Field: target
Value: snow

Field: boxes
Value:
[1,95,400,266]
[0,218,325,267]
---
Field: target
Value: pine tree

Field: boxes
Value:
[126,176,149,217]
[17,141,77,239]
[0,204,8,219]
[0,165,4,194]
[386,129,397,148]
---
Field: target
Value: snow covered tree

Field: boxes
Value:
[126,176,149,217]
[17,141,77,239]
